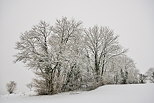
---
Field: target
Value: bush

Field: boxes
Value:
[6,81,16,94]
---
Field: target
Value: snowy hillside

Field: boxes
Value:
[0,83,154,103]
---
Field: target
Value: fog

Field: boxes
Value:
[0,0,154,94]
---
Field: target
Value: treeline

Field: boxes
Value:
[14,17,146,95]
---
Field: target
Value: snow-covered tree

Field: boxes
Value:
[62,65,82,91]
[119,55,138,84]
[102,55,139,84]
[6,81,16,94]
[15,20,54,95]
[15,17,83,94]
[15,17,140,95]
[26,83,33,91]
[145,68,154,83]
[48,17,84,93]
[138,74,147,83]
[84,26,126,83]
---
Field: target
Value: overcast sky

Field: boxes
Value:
[0,0,154,94]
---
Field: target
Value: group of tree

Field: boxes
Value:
[13,17,149,95]
[6,68,154,94]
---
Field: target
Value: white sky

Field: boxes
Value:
[0,0,154,94]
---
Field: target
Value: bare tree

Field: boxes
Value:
[15,17,83,94]
[6,81,16,94]
[15,20,54,95]
[84,26,126,83]
[51,17,83,92]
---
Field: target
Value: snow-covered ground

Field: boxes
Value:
[0,83,154,103]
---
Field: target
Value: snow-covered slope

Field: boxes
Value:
[0,83,154,103]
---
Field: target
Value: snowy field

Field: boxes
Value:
[0,83,154,103]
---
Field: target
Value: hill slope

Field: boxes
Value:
[0,83,154,103]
